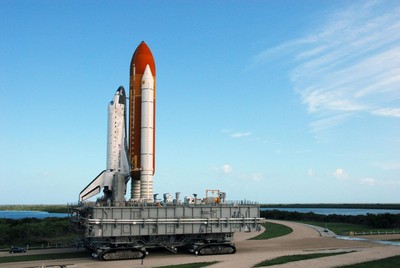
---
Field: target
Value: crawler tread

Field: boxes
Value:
[100,248,146,261]
[197,243,236,255]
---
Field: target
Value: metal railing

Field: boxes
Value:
[351,230,400,236]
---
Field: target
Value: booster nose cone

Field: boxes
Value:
[131,41,156,76]
[141,65,154,88]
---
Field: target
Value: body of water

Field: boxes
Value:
[261,207,400,215]
[0,211,69,219]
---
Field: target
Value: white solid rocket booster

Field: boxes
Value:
[140,65,155,202]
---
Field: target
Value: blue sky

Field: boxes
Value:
[1,0,399,204]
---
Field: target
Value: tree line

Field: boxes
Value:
[0,205,68,213]
[260,204,400,210]
[261,210,400,229]
[0,217,74,248]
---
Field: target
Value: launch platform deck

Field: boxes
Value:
[71,201,263,238]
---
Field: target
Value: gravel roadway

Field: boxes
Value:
[3,220,400,268]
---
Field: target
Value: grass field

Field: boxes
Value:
[156,261,218,268]
[298,221,400,235]
[0,251,89,263]
[253,252,353,267]
[251,221,293,240]
[338,255,400,267]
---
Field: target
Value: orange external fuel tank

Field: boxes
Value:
[129,41,156,201]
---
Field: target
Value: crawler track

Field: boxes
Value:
[100,248,146,261]
[196,243,236,255]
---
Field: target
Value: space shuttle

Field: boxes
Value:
[79,86,130,202]
[79,41,156,203]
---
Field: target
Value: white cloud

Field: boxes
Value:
[250,173,264,182]
[333,168,350,180]
[230,132,252,138]
[359,177,400,187]
[221,129,252,139]
[211,164,233,174]
[221,164,233,173]
[309,114,351,133]
[360,177,376,186]
[252,1,400,131]
[371,108,400,118]
[374,160,400,170]
[211,164,264,183]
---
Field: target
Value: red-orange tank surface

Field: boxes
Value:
[129,41,156,185]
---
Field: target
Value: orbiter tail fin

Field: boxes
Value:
[79,170,108,201]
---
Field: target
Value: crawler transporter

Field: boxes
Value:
[70,190,263,260]
[70,42,264,260]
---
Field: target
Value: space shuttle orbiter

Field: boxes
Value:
[79,86,130,202]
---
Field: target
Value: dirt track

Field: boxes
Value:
[4,220,400,268]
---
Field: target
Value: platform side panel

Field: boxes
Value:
[174,207,184,234]
[87,222,241,238]
[84,205,261,237]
